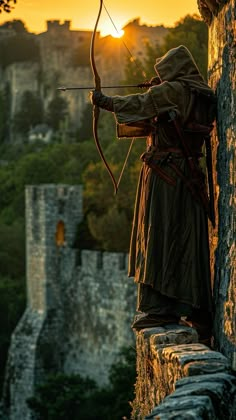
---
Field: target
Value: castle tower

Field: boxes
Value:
[3,185,83,420]
[3,184,136,419]
[26,184,83,313]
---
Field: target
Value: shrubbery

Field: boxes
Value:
[27,347,136,420]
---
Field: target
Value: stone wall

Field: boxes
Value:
[133,1,236,418]
[207,0,236,365]
[132,326,236,419]
[2,185,136,420]
[63,250,135,385]
[4,62,39,117]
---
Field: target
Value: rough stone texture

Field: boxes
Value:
[146,372,236,419]
[133,3,236,417]
[207,0,236,366]
[2,310,45,420]
[197,0,229,25]
[132,327,235,420]
[0,26,93,135]
[63,250,135,384]
[132,325,199,418]
[2,185,136,420]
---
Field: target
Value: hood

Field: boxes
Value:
[154,45,212,95]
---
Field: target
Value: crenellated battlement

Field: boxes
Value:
[2,184,136,420]
[46,20,71,32]
[79,249,129,271]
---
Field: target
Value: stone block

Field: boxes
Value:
[183,359,232,376]
[157,343,229,367]
[133,326,236,419]
[150,325,198,348]
[145,395,216,419]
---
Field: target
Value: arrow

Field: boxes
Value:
[57,82,152,91]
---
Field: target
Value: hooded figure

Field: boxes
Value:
[91,45,216,342]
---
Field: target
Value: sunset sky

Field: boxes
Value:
[1,0,199,36]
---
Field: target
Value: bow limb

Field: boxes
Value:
[90,0,118,194]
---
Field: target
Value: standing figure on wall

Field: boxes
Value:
[90,45,216,344]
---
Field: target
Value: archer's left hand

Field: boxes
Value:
[90,90,114,112]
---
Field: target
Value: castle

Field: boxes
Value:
[3,184,137,419]
[2,3,235,417]
[0,19,168,143]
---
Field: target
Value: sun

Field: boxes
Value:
[100,21,125,38]
[110,28,124,38]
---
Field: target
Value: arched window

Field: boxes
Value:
[55,220,65,246]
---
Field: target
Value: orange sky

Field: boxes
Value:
[1,0,199,36]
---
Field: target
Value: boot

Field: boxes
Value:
[132,312,180,331]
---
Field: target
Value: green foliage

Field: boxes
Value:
[77,103,93,141]
[46,95,69,131]
[88,204,131,251]
[81,121,143,251]
[124,14,208,85]
[0,140,103,235]
[0,86,10,143]
[27,347,136,420]
[161,14,208,78]
[0,220,25,277]
[122,55,147,93]
[106,346,136,419]
[0,19,27,32]
[74,217,100,250]
[0,275,26,392]
[13,91,44,135]
[27,373,97,420]
[82,152,140,252]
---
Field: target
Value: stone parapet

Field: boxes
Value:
[132,325,236,419]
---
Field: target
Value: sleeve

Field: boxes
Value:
[113,81,186,124]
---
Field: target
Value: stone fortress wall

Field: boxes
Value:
[2,185,136,420]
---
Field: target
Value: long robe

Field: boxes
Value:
[112,46,215,314]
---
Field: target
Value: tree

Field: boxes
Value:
[46,95,69,131]
[161,14,208,78]
[27,374,97,420]
[122,55,147,93]
[77,103,93,141]
[0,0,16,13]
[82,153,140,252]
[13,91,43,135]
[0,19,27,32]
[27,347,136,420]
[123,14,208,85]
[0,221,25,278]
[0,275,25,393]
[0,86,10,143]
[88,205,131,251]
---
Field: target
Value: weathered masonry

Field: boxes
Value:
[133,0,236,418]
[2,185,136,420]
[1,1,235,418]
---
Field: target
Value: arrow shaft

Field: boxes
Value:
[58,83,151,91]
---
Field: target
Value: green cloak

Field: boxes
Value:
[112,46,215,312]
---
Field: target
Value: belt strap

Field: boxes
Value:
[147,162,176,186]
